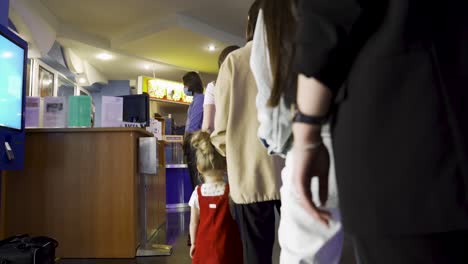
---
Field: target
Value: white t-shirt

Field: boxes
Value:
[188,182,226,209]
[203,81,216,105]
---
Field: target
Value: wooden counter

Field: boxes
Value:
[2,128,166,258]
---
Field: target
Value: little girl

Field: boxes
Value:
[188,131,243,264]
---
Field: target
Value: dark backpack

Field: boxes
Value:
[0,235,58,264]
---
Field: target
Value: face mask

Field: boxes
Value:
[184,87,193,96]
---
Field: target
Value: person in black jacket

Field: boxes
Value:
[291,0,468,263]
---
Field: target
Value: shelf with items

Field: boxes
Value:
[150,97,190,106]
[137,75,190,167]
[138,76,192,105]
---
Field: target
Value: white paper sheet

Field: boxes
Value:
[43,96,67,128]
[25,96,40,128]
[147,119,163,140]
[101,96,123,127]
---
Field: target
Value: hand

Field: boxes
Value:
[190,244,196,258]
[292,138,331,226]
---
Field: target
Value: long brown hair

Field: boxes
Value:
[247,0,261,42]
[261,0,297,107]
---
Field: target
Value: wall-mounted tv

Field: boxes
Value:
[0,24,28,131]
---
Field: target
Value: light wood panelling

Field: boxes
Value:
[3,128,163,258]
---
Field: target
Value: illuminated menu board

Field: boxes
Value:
[141,76,193,105]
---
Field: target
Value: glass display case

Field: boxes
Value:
[164,135,185,166]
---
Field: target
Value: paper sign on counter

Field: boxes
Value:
[43,96,67,128]
[101,96,123,127]
[25,96,40,128]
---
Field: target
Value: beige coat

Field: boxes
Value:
[211,42,283,204]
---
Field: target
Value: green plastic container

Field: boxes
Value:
[68,96,92,127]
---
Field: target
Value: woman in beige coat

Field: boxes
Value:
[211,1,283,263]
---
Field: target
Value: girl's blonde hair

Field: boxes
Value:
[190,131,226,173]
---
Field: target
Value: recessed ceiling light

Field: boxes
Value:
[208,44,216,52]
[144,65,150,70]
[2,51,13,58]
[97,53,113,60]
[79,77,87,84]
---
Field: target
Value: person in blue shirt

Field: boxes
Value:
[183,72,205,134]
[182,71,205,191]
[182,71,206,247]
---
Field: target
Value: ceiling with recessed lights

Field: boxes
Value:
[118,26,226,73]
[8,0,253,83]
[57,38,198,82]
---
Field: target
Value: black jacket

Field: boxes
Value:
[296,0,468,236]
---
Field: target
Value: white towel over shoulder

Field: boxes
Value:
[250,9,292,158]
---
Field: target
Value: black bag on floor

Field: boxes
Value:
[0,234,58,264]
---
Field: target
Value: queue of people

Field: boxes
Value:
[184,0,468,263]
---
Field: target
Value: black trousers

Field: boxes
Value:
[186,148,200,190]
[353,231,468,264]
[183,133,202,190]
[233,200,281,264]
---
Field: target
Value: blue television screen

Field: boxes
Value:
[0,33,25,130]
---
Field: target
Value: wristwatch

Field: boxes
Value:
[292,109,328,126]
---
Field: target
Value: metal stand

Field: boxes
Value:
[137,138,172,257]
[136,224,172,257]
[137,244,173,257]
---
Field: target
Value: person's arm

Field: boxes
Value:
[202,104,215,133]
[292,75,333,225]
[211,57,233,157]
[292,0,363,225]
[189,207,200,258]
[202,82,216,132]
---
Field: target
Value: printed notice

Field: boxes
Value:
[25,96,40,127]
[147,118,163,140]
[43,96,67,128]
[101,96,123,127]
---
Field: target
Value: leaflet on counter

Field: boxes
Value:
[25,96,40,128]
[101,96,123,127]
[43,96,67,128]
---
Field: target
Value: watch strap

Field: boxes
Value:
[293,110,327,125]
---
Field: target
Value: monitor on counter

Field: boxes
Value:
[120,93,150,127]
[0,24,28,131]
